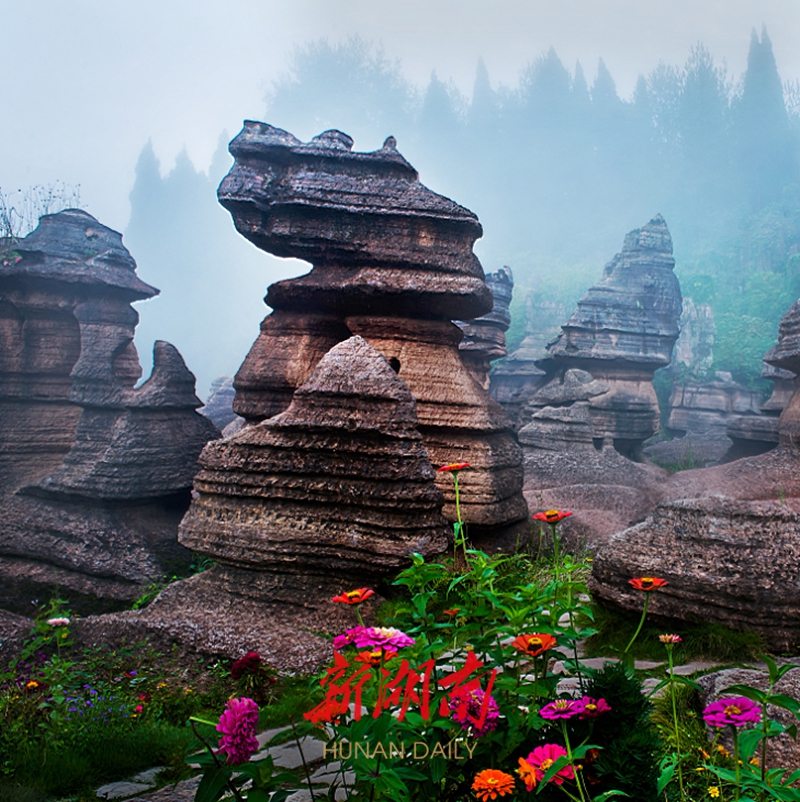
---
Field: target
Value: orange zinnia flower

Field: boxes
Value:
[629,576,668,592]
[443,608,461,617]
[331,588,375,605]
[532,509,572,524]
[512,632,557,657]
[437,462,470,473]
[472,768,515,800]
[353,649,396,667]
[517,757,538,791]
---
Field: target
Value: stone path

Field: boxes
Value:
[94,655,722,802]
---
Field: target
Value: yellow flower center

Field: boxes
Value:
[554,700,570,709]
[346,591,360,600]
[586,703,597,711]
[724,705,741,715]
[541,758,554,770]
[486,777,498,786]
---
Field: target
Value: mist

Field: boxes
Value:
[3,2,800,396]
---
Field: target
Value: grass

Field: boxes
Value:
[583,601,768,663]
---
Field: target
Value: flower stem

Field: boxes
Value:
[189,720,245,802]
[561,721,589,802]
[623,592,650,655]
[667,647,686,801]
[732,726,741,802]
[453,473,469,568]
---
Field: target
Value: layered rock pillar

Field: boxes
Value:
[212,122,528,544]
[522,215,682,460]
[0,210,218,609]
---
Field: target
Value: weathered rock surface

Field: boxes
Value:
[519,217,681,545]
[0,210,218,610]
[525,215,682,458]
[220,123,491,321]
[201,376,239,431]
[456,266,513,390]
[589,496,800,650]
[215,123,527,543]
[490,296,565,429]
[180,336,450,592]
[672,298,715,377]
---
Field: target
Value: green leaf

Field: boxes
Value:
[771,694,800,717]
[195,766,231,802]
[656,757,676,794]
[723,684,768,703]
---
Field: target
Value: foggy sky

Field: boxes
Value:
[4,0,799,230]
[3,0,800,397]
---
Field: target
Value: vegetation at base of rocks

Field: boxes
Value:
[584,604,768,664]
[188,502,800,802]
[131,554,217,610]
[0,602,236,799]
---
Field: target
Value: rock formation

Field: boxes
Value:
[456,266,513,390]
[524,215,682,459]
[0,210,218,610]
[516,216,681,547]
[213,122,528,544]
[590,294,800,647]
[490,295,566,430]
[201,376,239,431]
[79,336,452,670]
[181,335,450,594]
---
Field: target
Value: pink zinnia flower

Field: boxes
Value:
[333,626,366,650]
[216,697,260,764]
[523,743,575,785]
[352,626,415,650]
[449,688,500,737]
[540,698,585,720]
[703,697,762,728]
[578,696,611,719]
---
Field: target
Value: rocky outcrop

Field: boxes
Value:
[201,376,239,431]
[214,123,527,544]
[590,293,800,645]
[524,215,682,459]
[101,336,452,657]
[588,496,800,650]
[517,217,681,547]
[456,266,513,390]
[180,336,450,587]
[490,296,566,430]
[672,298,715,377]
[0,210,218,611]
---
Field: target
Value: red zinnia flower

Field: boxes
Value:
[472,768,515,800]
[443,608,461,617]
[437,462,470,473]
[532,509,572,524]
[231,651,262,680]
[331,588,375,605]
[629,576,668,592]
[512,632,557,657]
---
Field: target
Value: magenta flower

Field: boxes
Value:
[449,688,500,737]
[333,626,366,650]
[540,698,585,720]
[522,743,575,785]
[216,697,260,764]
[578,696,611,719]
[352,626,415,650]
[703,697,762,728]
